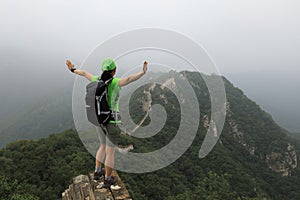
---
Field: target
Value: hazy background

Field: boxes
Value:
[0,0,299,132]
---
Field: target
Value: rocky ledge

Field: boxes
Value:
[62,170,132,200]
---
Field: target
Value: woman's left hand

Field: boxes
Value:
[66,60,75,71]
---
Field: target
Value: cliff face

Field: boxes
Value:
[62,170,131,200]
[265,143,297,176]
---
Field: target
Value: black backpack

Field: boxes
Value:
[85,77,113,126]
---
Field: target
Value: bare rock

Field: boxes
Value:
[62,171,132,200]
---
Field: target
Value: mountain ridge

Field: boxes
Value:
[0,71,299,199]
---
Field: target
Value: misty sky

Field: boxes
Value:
[1,0,299,73]
[0,0,299,129]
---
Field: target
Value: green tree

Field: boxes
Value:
[194,171,236,200]
[0,176,38,200]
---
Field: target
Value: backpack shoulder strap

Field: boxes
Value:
[104,78,113,85]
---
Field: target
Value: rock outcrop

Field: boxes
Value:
[62,170,132,200]
[266,143,298,176]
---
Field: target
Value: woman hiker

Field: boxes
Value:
[66,58,148,188]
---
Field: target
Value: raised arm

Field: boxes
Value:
[118,61,148,87]
[66,59,93,81]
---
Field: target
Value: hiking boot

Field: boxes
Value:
[102,176,118,188]
[94,169,105,180]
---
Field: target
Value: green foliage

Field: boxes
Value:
[0,129,94,200]
[194,171,236,200]
[10,194,39,200]
[0,176,38,200]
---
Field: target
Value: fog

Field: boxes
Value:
[227,70,300,132]
[0,0,299,131]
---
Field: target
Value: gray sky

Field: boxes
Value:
[0,0,299,129]
[1,0,299,74]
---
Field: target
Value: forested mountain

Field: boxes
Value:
[0,85,74,148]
[0,71,299,200]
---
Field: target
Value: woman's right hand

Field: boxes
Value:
[143,61,148,74]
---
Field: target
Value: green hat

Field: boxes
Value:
[101,58,116,71]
